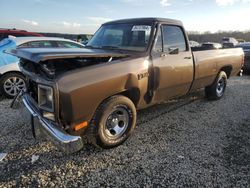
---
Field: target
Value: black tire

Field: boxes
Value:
[87,95,137,149]
[205,71,227,100]
[0,72,26,99]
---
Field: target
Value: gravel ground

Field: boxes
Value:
[0,76,250,187]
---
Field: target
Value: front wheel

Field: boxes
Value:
[205,71,227,100]
[87,95,137,149]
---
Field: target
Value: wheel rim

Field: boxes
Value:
[104,106,129,139]
[216,77,225,97]
[3,76,26,97]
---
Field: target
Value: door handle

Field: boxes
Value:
[184,56,192,59]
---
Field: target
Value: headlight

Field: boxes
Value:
[38,85,54,112]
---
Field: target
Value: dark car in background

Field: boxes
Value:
[236,42,250,72]
[0,28,43,41]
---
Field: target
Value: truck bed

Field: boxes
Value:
[190,48,244,91]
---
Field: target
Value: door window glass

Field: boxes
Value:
[162,25,187,53]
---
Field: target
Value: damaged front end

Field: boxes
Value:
[20,56,125,79]
[7,48,129,153]
[10,88,84,154]
[22,93,84,154]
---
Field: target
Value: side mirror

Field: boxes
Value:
[169,47,179,55]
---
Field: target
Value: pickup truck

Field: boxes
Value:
[9,18,244,153]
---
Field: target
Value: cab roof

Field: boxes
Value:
[103,17,183,26]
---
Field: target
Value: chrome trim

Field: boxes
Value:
[239,69,243,77]
[38,84,54,113]
[23,97,37,117]
[22,94,84,154]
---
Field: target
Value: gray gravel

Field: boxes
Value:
[1,76,250,187]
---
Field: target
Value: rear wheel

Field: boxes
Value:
[205,71,227,100]
[87,95,137,149]
[0,73,26,99]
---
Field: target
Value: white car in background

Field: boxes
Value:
[189,40,200,47]
[0,37,84,98]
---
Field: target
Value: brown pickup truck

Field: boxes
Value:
[9,18,244,153]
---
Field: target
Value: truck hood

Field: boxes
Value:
[7,48,129,63]
[7,48,131,79]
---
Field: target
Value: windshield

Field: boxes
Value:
[87,23,152,52]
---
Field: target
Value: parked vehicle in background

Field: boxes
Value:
[237,39,246,43]
[0,28,43,41]
[222,37,238,48]
[189,40,200,47]
[192,42,222,51]
[0,37,84,98]
[236,42,250,72]
[76,34,93,45]
[202,42,222,49]
[9,17,244,153]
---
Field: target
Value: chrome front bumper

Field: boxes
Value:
[22,94,84,154]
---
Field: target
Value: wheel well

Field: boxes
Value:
[0,71,24,79]
[220,66,232,78]
[119,88,140,107]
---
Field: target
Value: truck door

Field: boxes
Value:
[151,24,194,102]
